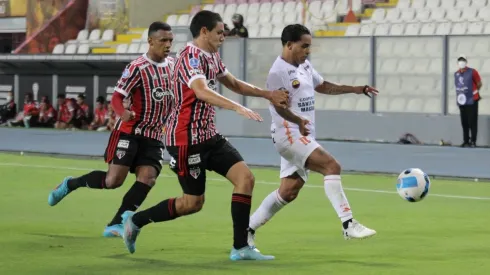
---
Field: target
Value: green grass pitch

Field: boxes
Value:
[1,153,489,275]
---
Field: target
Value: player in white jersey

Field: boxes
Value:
[248,24,378,252]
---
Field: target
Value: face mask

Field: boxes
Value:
[458,61,467,69]
[6,96,12,102]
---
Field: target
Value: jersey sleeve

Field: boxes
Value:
[115,64,141,97]
[473,69,482,84]
[177,52,206,88]
[215,53,228,77]
[266,70,289,91]
[311,64,324,88]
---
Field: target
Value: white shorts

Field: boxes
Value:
[272,130,320,182]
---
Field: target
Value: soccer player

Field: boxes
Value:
[48,22,175,237]
[120,10,289,261]
[247,24,378,251]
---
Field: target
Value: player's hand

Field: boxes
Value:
[236,105,263,122]
[355,85,379,98]
[120,110,136,122]
[299,118,310,136]
[269,89,289,109]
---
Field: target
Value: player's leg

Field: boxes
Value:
[208,137,274,261]
[306,146,376,239]
[47,131,134,206]
[104,139,164,237]
[120,145,207,254]
[248,172,304,248]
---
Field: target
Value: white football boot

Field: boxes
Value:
[343,219,377,240]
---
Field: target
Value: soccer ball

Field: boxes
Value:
[396,168,430,202]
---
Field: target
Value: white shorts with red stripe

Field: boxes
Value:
[272,129,320,182]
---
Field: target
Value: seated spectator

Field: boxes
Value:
[229,14,248,38]
[0,91,16,125]
[88,96,108,131]
[9,93,39,128]
[77,94,90,127]
[37,96,57,128]
[55,94,69,129]
[67,98,84,129]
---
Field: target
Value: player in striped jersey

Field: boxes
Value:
[48,22,175,238]
[120,10,289,261]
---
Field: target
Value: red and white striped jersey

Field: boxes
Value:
[113,54,174,141]
[165,42,228,146]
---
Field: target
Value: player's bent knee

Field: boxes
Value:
[238,171,255,191]
[136,176,156,187]
[326,159,342,175]
[179,195,205,215]
[104,175,125,189]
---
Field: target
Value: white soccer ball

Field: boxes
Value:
[396,168,430,202]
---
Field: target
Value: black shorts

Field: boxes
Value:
[104,130,165,175]
[167,134,244,196]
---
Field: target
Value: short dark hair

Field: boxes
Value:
[148,21,172,37]
[57,93,65,99]
[77,94,85,100]
[281,24,311,46]
[189,10,223,38]
[96,96,105,104]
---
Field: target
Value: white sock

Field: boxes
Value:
[249,189,288,231]
[324,175,353,223]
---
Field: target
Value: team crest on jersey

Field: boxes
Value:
[116,150,126,159]
[189,58,200,68]
[190,167,201,179]
[122,68,130,78]
[152,87,172,101]
[292,79,300,89]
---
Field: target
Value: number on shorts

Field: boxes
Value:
[299,136,311,145]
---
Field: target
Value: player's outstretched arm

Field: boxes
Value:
[274,105,310,136]
[191,78,263,122]
[315,81,378,97]
[218,73,289,109]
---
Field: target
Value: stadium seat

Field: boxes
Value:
[404,23,421,35]
[213,3,225,15]
[426,0,440,9]
[397,0,410,9]
[259,2,271,13]
[284,12,298,25]
[345,24,360,36]
[77,44,90,54]
[177,14,189,26]
[307,1,321,17]
[414,8,431,22]
[201,4,213,11]
[271,26,282,37]
[65,44,77,54]
[248,25,259,37]
[445,9,462,22]
[224,3,237,17]
[101,29,114,42]
[66,29,88,44]
[440,0,456,9]
[236,3,248,15]
[451,22,468,35]
[389,24,405,35]
[258,25,272,37]
[245,14,258,26]
[472,0,488,8]
[430,8,446,22]
[127,43,140,54]
[116,44,128,54]
[88,29,101,41]
[478,7,490,21]
[370,9,386,23]
[139,43,149,53]
[420,22,436,35]
[400,8,416,22]
[166,14,178,26]
[411,0,426,9]
[374,24,390,36]
[52,44,64,54]
[384,8,401,23]
[461,7,478,22]
[359,24,375,36]
[436,22,452,35]
[248,3,260,14]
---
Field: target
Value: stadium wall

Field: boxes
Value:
[1,127,489,179]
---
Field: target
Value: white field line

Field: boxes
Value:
[1,162,490,201]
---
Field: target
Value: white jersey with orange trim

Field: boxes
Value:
[266,56,324,181]
[267,56,323,139]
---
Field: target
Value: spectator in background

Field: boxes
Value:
[38,96,57,128]
[67,98,83,129]
[88,96,108,131]
[454,54,482,148]
[229,14,248,38]
[76,94,90,126]
[9,93,39,128]
[0,91,16,125]
[55,93,69,129]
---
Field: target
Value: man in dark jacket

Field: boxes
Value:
[229,14,248,38]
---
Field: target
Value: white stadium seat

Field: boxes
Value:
[213,3,225,14]
[425,0,440,9]
[359,24,375,36]
[64,44,77,54]
[166,14,178,26]
[127,43,140,54]
[176,14,189,26]
[374,24,390,36]
[430,8,446,22]
[52,44,64,54]
[389,24,405,35]
[271,2,284,13]
[77,44,90,54]
[478,7,490,21]
[259,2,271,13]
[404,23,421,35]
[420,22,437,35]
[411,0,426,9]
[461,7,478,22]
[385,8,401,22]
[116,44,128,54]
[345,24,360,36]
[236,3,248,15]
[456,0,471,9]
[472,0,488,8]
[440,0,456,9]
[397,0,410,9]
[436,22,452,35]
[370,9,386,23]
[451,22,468,35]
[445,9,462,22]
[414,9,431,22]
[400,8,416,22]
[88,29,101,41]
[101,29,114,42]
